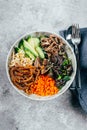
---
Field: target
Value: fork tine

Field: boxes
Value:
[76,24,80,38]
[72,25,74,35]
[72,24,76,38]
[78,24,80,37]
[75,24,78,37]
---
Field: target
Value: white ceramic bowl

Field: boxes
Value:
[6,31,77,100]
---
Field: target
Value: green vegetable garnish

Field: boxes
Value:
[62,59,69,66]
[14,47,20,53]
[63,76,70,81]
[57,75,62,80]
[58,86,63,89]
[18,39,24,50]
[26,35,31,41]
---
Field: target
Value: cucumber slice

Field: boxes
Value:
[14,47,21,53]
[25,50,35,60]
[26,35,31,41]
[23,40,38,57]
[28,37,40,48]
[36,47,45,59]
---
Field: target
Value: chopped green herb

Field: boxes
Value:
[62,59,69,66]
[57,75,62,80]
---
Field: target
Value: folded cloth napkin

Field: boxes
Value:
[59,27,87,113]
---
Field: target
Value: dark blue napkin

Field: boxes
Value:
[59,27,87,113]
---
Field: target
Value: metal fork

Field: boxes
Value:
[71,24,81,89]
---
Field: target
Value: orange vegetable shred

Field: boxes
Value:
[26,75,59,96]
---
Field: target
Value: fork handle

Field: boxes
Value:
[74,44,81,89]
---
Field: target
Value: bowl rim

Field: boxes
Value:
[6,30,77,100]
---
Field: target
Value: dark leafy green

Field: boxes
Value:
[63,76,70,81]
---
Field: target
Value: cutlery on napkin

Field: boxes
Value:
[59,27,87,113]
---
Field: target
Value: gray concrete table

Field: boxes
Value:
[0,0,87,130]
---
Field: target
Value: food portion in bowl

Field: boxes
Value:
[9,34,73,96]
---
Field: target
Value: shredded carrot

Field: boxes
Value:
[26,75,59,96]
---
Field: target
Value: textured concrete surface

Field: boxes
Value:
[0,0,87,130]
